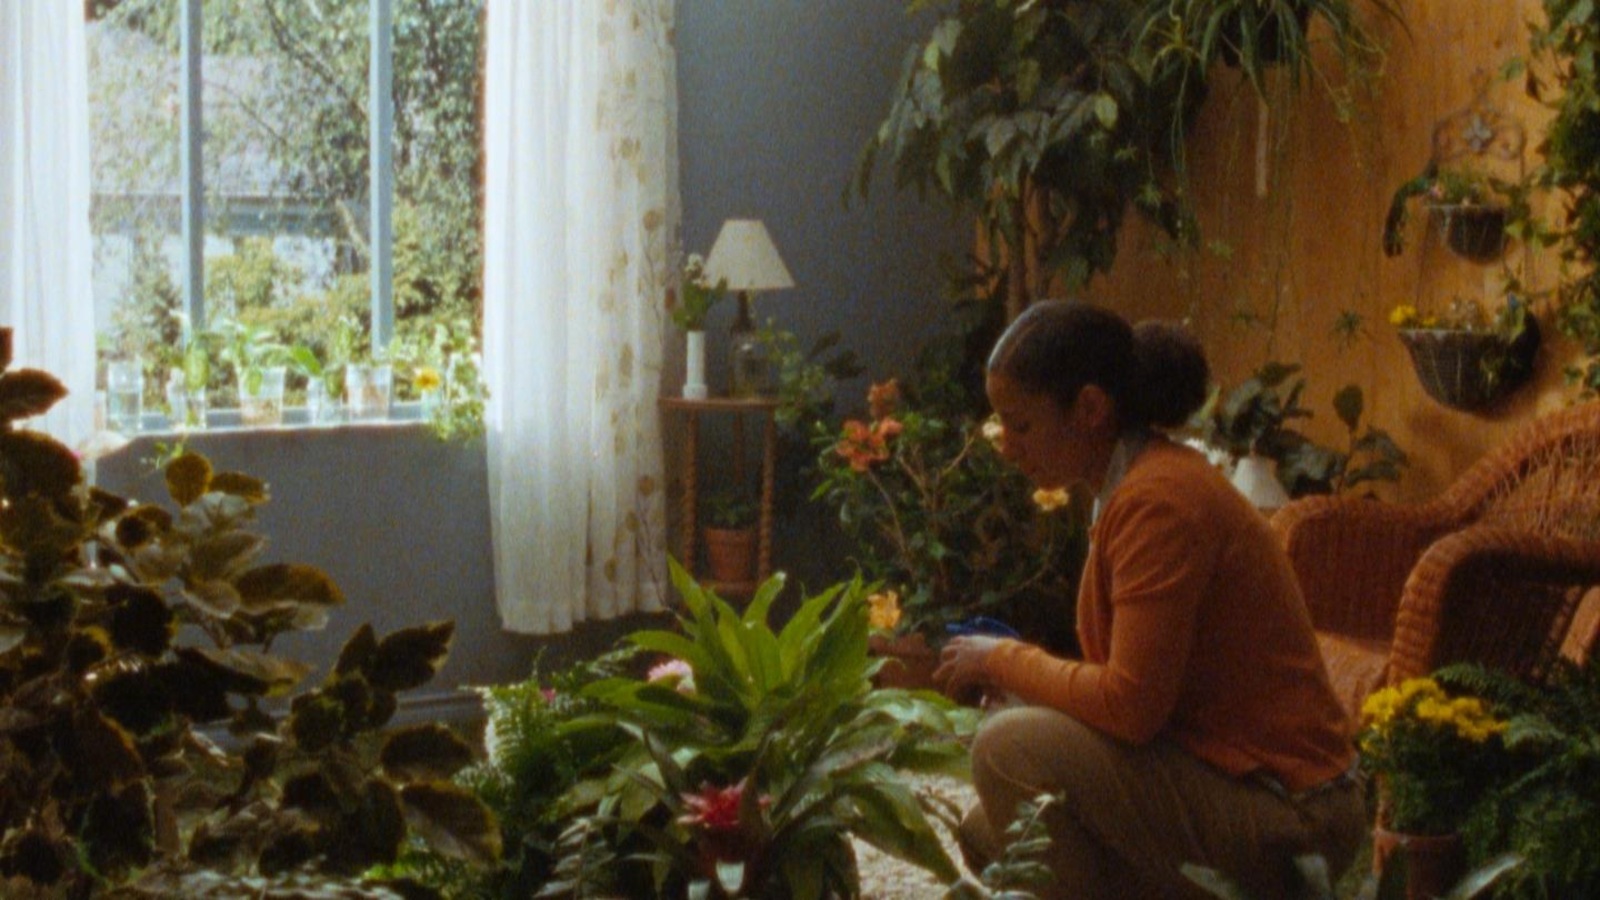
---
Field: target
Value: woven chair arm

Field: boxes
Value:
[1389,526,1600,683]
[1270,495,1457,639]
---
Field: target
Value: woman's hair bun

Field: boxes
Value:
[1130,320,1210,430]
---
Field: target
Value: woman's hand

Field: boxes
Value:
[934,635,1002,700]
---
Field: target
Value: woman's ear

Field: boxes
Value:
[1071,384,1117,435]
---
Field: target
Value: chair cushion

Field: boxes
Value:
[1315,631,1391,728]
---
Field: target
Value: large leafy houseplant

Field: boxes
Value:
[859,0,1403,322]
[0,350,497,897]
[857,0,1202,318]
[1203,361,1405,498]
[414,563,977,899]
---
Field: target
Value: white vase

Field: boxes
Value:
[682,330,708,400]
[1231,452,1290,511]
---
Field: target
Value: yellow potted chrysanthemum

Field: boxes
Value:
[1357,676,1510,896]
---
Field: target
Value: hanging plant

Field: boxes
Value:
[1137,0,1402,102]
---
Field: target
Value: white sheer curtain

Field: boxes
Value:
[484,0,677,633]
[0,1,95,450]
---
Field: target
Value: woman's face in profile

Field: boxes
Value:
[986,371,1106,490]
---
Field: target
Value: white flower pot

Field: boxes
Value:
[682,330,708,400]
[1230,452,1289,511]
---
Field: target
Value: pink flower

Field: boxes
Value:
[680,781,746,831]
[679,779,769,833]
[647,658,696,693]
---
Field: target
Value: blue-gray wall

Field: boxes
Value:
[94,2,963,701]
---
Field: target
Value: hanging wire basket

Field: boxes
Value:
[1398,322,1538,412]
[1429,203,1509,263]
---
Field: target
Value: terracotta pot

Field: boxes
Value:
[703,526,756,585]
[1372,824,1465,900]
[868,632,940,691]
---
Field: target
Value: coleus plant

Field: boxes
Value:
[0,355,497,897]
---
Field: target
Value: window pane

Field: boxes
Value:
[88,0,184,416]
[387,0,485,403]
[87,0,485,424]
[202,0,370,411]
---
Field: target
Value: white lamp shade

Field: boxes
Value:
[703,219,795,293]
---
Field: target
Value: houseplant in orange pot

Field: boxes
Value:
[1357,676,1511,900]
[701,486,758,587]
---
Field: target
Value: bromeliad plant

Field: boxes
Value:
[812,376,1084,655]
[432,563,978,899]
[0,351,496,896]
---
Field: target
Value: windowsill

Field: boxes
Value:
[121,400,437,437]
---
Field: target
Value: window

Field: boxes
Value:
[85,0,484,423]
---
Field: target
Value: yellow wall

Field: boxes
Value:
[1083,1,1576,501]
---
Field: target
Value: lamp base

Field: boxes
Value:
[728,294,770,397]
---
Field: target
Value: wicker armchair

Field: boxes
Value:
[1271,402,1600,723]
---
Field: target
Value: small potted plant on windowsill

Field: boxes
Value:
[701,486,758,587]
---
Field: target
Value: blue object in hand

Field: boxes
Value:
[946,616,1020,639]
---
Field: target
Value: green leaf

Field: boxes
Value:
[180,645,313,697]
[845,779,959,882]
[235,563,345,611]
[190,531,267,582]
[0,431,82,499]
[368,621,454,692]
[380,723,476,783]
[207,471,269,503]
[334,623,378,675]
[1092,92,1118,129]
[399,781,502,865]
[1332,384,1364,432]
[0,368,67,422]
[165,453,213,507]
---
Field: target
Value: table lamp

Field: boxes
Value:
[703,219,794,397]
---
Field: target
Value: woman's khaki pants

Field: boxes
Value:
[956,707,1368,899]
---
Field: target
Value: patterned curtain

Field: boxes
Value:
[483,0,676,633]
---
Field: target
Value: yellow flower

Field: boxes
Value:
[866,590,901,631]
[415,366,443,392]
[1389,304,1420,328]
[1032,487,1070,512]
